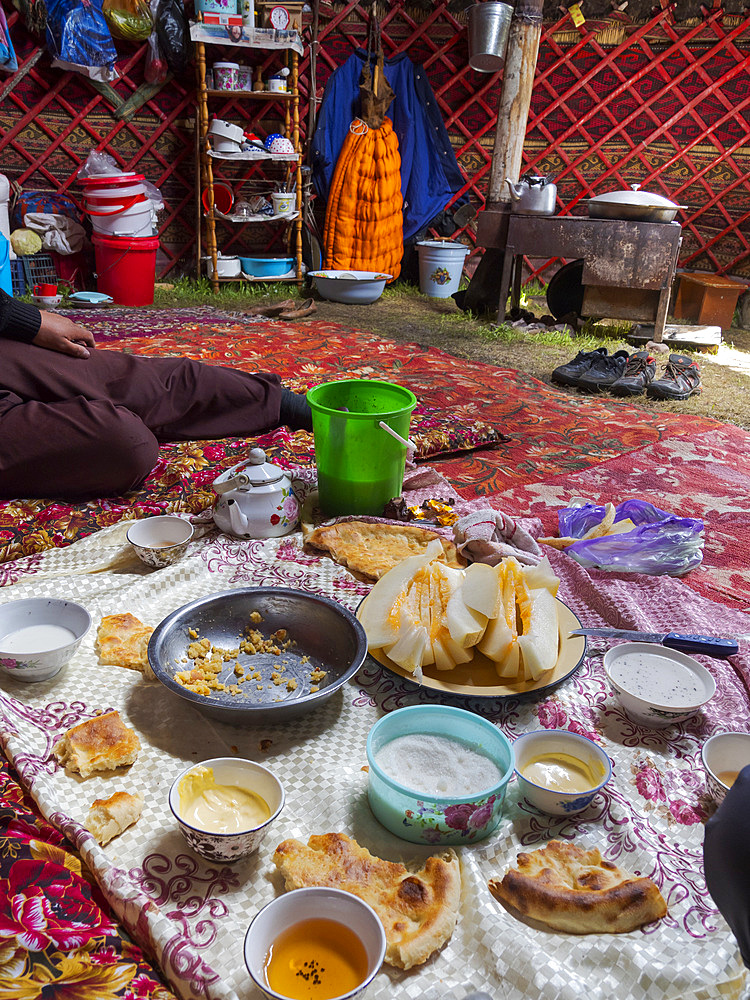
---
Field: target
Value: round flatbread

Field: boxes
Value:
[489,839,667,934]
[273,832,461,969]
[305,520,463,580]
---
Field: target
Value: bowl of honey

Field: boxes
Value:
[244,887,386,1000]
[702,732,750,805]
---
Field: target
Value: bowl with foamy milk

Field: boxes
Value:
[366,705,514,845]
[0,598,91,683]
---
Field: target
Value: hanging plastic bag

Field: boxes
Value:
[46,0,118,82]
[145,30,167,84]
[78,150,122,179]
[102,0,152,41]
[557,499,704,577]
[151,0,188,76]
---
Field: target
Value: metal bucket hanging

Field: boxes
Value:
[467,2,513,73]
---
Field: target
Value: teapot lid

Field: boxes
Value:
[213,448,286,494]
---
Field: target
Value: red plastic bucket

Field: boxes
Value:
[93,233,159,306]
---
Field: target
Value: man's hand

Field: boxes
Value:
[32,311,96,359]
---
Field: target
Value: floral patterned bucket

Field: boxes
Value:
[417,240,470,299]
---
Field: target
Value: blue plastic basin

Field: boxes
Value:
[239,256,294,277]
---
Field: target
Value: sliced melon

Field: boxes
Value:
[521,556,560,597]
[478,611,514,662]
[383,623,431,674]
[446,590,487,648]
[358,541,445,649]
[495,639,520,678]
[461,562,503,619]
[517,587,559,681]
[605,518,637,536]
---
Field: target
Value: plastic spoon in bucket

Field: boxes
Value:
[379,421,416,462]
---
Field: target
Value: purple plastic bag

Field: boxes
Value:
[558,499,704,576]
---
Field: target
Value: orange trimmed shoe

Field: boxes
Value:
[646,354,702,400]
[610,350,657,396]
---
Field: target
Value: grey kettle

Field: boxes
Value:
[506,173,557,215]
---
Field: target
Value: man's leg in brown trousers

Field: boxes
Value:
[0,393,159,499]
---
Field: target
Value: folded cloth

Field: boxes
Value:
[453,509,544,566]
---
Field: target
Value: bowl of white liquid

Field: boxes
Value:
[604,642,715,729]
[0,598,91,682]
[366,704,514,845]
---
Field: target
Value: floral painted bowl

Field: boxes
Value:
[126,515,194,569]
[0,598,91,683]
[169,757,284,862]
[512,729,612,816]
[366,705,514,845]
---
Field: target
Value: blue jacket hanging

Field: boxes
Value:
[310,49,468,241]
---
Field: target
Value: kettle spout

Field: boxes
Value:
[227,498,250,536]
[506,179,522,201]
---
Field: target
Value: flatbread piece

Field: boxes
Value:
[86,790,144,845]
[489,839,667,934]
[273,832,461,969]
[97,613,154,676]
[305,520,464,580]
[53,711,141,779]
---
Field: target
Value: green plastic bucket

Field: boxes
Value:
[307,379,418,516]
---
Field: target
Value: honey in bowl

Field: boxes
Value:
[717,770,740,788]
[264,918,369,1000]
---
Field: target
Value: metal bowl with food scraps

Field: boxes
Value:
[148,588,367,725]
[587,186,686,224]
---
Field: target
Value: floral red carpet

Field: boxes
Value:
[0,308,719,570]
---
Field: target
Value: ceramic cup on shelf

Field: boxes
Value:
[237,65,253,91]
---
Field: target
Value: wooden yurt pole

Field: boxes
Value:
[487,0,544,205]
[463,0,544,313]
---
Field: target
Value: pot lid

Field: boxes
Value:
[589,185,681,209]
[213,448,286,494]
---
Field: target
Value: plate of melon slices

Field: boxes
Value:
[357,542,586,701]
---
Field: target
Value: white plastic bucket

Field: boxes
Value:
[417,240,470,298]
[82,174,153,238]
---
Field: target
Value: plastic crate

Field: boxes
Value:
[10,259,25,296]
[10,253,58,295]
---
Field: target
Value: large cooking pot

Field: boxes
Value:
[587,185,686,223]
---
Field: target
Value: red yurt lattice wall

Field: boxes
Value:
[1,1,748,280]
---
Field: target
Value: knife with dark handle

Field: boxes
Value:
[570,628,739,659]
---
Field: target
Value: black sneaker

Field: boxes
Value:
[646,354,702,400]
[576,350,630,392]
[551,347,608,387]
[610,350,657,396]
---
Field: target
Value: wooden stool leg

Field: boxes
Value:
[497,251,514,324]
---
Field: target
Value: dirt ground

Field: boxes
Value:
[305,291,750,431]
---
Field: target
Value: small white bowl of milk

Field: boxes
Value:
[0,598,91,683]
[604,641,715,729]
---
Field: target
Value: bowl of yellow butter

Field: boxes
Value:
[169,757,284,862]
[512,729,611,816]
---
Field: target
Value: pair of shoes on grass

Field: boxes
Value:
[246,298,317,320]
[551,348,702,399]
